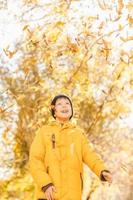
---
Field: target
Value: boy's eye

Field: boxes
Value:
[56,101,70,106]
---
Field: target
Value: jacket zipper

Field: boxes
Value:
[80,173,83,190]
[51,134,55,148]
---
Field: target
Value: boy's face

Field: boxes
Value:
[54,98,72,121]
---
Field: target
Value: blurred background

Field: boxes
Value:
[0,0,133,199]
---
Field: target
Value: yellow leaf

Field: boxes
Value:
[128,16,133,27]
[126,3,133,12]
[3,46,17,58]
[2,128,10,141]
[117,0,124,15]
[67,43,79,53]
[0,107,4,113]
[24,0,38,4]
[55,21,65,28]
[47,28,60,42]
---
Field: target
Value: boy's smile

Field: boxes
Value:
[61,109,69,113]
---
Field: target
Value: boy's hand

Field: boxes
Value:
[101,171,113,184]
[45,185,56,200]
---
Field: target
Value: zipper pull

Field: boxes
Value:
[51,134,55,148]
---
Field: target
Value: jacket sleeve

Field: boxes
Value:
[28,127,52,189]
[81,133,108,179]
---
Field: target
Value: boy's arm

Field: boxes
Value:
[28,128,53,190]
[81,133,109,180]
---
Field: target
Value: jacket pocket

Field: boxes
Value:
[80,173,83,190]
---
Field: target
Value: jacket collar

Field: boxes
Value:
[49,119,76,129]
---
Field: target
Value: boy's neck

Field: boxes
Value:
[56,118,69,124]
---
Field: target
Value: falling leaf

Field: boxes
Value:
[0,107,4,113]
[67,43,79,53]
[117,0,124,15]
[97,0,107,10]
[55,21,65,28]
[128,16,133,27]
[3,46,17,58]
[46,28,60,42]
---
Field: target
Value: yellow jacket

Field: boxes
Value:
[29,120,107,200]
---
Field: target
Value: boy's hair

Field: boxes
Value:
[50,94,73,119]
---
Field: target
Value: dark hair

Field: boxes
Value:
[50,94,73,119]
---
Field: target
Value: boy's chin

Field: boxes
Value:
[58,116,70,121]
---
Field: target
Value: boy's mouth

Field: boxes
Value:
[61,110,69,113]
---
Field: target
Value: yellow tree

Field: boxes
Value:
[0,0,133,199]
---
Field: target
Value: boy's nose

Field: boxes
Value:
[62,105,67,108]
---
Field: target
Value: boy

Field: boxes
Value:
[29,94,112,200]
